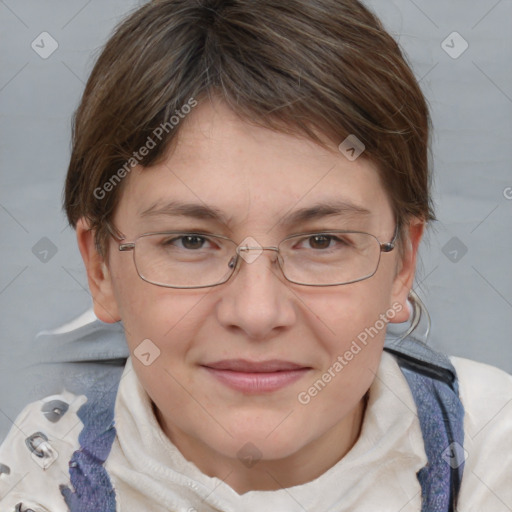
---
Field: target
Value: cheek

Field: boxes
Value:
[110,259,209,361]
[111,279,212,414]
[313,274,394,350]
[306,274,395,385]
[295,283,392,427]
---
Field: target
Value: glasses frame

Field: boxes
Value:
[105,221,399,289]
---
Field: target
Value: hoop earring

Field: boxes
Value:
[394,289,431,343]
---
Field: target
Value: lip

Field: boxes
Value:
[201,359,311,393]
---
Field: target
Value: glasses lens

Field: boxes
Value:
[278,232,381,285]
[130,231,382,288]
[133,233,236,288]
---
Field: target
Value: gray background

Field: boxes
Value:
[1,0,511,443]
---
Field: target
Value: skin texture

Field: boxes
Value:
[76,98,424,494]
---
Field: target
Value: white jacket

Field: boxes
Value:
[0,352,511,512]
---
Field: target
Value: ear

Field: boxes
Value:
[388,218,425,323]
[76,217,121,323]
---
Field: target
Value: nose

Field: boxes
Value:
[215,246,296,340]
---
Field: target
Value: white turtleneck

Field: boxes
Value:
[105,351,428,512]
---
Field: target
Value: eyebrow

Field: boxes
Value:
[138,199,371,228]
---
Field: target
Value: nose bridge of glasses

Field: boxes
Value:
[235,242,280,266]
[236,244,279,253]
[233,235,274,255]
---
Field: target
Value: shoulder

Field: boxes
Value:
[450,356,512,431]
[450,356,512,511]
[0,390,87,512]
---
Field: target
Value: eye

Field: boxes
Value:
[162,234,215,250]
[296,234,351,250]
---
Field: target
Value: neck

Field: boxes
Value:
[155,393,368,494]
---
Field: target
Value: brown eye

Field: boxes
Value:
[180,235,207,250]
[308,235,333,250]
[162,235,209,250]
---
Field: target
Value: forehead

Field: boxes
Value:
[114,99,393,234]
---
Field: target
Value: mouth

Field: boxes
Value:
[201,359,312,393]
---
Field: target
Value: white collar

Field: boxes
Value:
[106,351,427,512]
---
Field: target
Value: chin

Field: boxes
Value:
[206,421,310,461]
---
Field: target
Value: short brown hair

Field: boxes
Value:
[64,0,435,257]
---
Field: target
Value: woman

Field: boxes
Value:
[0,0,510,511]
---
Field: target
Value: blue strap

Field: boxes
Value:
[60,367,123,512]
[391,354,465,512]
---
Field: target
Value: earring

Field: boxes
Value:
[390,289,431,343]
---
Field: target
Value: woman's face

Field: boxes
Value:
[78,98,422,490]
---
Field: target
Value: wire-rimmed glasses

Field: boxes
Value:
[106,222,398,288]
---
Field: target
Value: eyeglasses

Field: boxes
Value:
[106,222,398,288]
